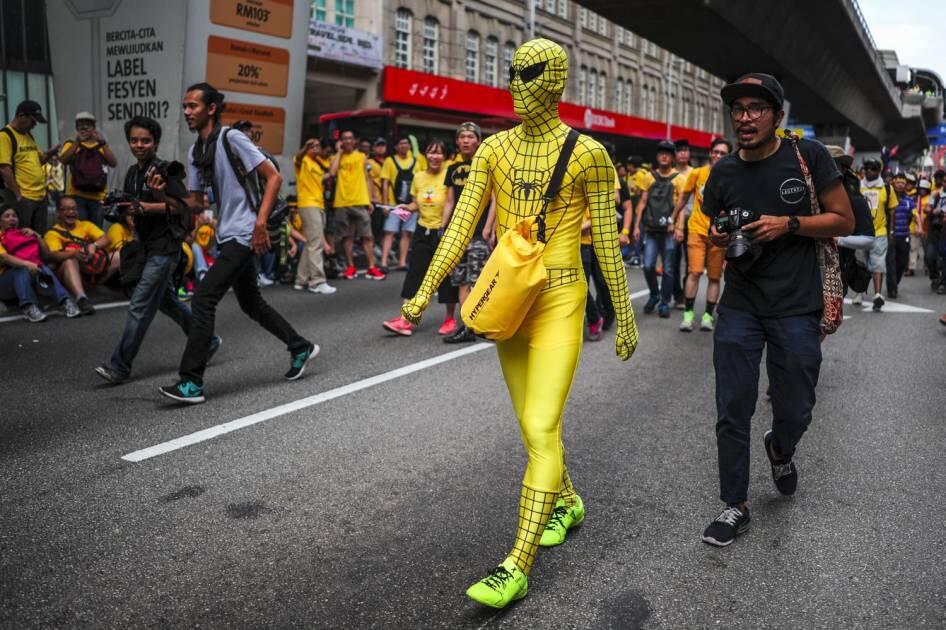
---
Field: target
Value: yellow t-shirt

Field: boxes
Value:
[0,125,45,201]
[625,169,650,198]
[333,150,371,208]
[860,182,898,236]
[684,166,713,235]
[61,140,109,201]
[291,212,304,237]
[44,220,105,251]
[296,155,325,208]
[367,157,385,202]
[410,170,447,229]
[106,222,133,252]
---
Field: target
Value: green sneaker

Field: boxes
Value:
[465,558,528,608]
[539,496,585,547]
[679,309,695,332]
[700,312,715,332]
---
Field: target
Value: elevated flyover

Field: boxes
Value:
[582,0,929,156]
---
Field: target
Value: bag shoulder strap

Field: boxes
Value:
[51,227,86,246]
[537,128,580,243]
[1,127,17,174]
[786,134,821,216]
[222,128,262,209]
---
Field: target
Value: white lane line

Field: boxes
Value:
[122,286,652,463]
[0,300,130,324]
[122,343,493,462]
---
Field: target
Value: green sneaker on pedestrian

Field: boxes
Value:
[539,495,585,547]
[700,312,715,332]
[465,558,528,608]
[679,309,695,332]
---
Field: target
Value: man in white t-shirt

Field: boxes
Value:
[159,83,317,404]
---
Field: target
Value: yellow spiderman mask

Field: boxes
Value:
[509,38,568,120]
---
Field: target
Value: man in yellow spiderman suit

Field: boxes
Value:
[402,38,639,608]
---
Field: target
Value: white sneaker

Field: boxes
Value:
[293,283,305,291]
[308,282,337,295]
[257,274,275,287]
[852,293,863,305]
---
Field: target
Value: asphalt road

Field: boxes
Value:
[1,268,944,629]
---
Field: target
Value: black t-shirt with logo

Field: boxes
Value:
[701,138,841,318]
[444,158,488,241]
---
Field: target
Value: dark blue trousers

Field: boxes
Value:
[713,305,823,504]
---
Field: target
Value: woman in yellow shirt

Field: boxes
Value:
[382,141,458,335]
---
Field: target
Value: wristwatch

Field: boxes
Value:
[788,216,800,234]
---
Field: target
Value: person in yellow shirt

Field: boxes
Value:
[379,136,424,272]
[43,195,117,314]
[59,112,118,228]
[859,159,898,309]
[329,129,384,280]
[45,153,65,209]
[382,140,458,335]
[0,100,59,234]
[106,213,134,252]
[622,140,686,316]
[672,137,731,332]
[907,179,931,276]
[293,138,335,294]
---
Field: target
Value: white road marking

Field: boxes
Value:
[0,300,130,324]
[843,298,934,314]
[122,343,493,462]
[123,287,653,463]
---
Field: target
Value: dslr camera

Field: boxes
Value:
[149,158,185,180]
[102,191,139,223]
[713,207,761,262]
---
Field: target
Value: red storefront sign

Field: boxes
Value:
[382,66,714,148]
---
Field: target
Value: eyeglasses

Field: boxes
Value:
[508,61,547,84]
[729,104,772,121]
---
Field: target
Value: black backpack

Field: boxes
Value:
[643,172,678,231]
[392,155,416,204]
[0,127,18,204]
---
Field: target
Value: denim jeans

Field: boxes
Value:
[713,305,822,504]
[191,243,210,279]
[179,241,309,384]
[642,230,676,304]
[107,254,192,377]
[580,243,613,323]
[0,265,70,307]
[75,197,103,228]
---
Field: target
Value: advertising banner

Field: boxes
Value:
[206,36,290,97]
[46,0,188,183]
[307,20,383,69]
[221,103,286,154]
[210,0,294,39]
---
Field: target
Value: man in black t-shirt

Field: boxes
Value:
[442,122,494,344]
[699,74,854,548]
[94,116,220,384]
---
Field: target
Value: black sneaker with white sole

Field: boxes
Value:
[285,342,319,380]
[702,505,750,547]
[764,430,798,495]
[94,365,129,385]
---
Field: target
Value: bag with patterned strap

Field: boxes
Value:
[785,133,844,336]
[461,129,580,341]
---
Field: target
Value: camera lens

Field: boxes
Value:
[726,231,755,261]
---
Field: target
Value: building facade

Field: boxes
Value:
[305,0,727,153]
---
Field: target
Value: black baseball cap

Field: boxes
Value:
[15,100,47,123]
[656,140,676,155]
[373,137,387,146]
[626,154,643,166]
[720,73,785,109]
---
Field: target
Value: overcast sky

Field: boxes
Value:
[859,0,946,81]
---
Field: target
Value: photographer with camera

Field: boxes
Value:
[94,116,218,385]
[699,74,854,548]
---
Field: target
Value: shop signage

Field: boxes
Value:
[222,103,286,154]
[307,19,383,69]
[206,35,290,97]
[210,0,294,39]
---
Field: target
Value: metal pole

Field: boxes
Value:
[526,0,535,40]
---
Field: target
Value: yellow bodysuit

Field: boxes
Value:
[402,38,639,599]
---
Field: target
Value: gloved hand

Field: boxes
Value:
[614,320,639,361]
[401,291,431,325]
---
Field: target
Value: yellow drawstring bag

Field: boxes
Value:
[461,218,547,341]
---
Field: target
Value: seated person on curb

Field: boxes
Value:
[43,195,119,314]
[0,205,79,321]
[106,211,135,253]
